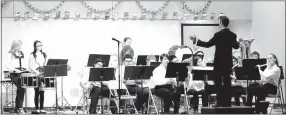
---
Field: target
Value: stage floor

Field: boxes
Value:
[1,106,284,114]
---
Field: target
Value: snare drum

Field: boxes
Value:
[20,73,38,88]
[43,77,55,89]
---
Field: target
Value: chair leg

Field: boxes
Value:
[270,95,278,114]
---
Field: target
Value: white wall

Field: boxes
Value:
[251,1,285,102]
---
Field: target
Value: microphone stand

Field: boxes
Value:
[115,40,122,114]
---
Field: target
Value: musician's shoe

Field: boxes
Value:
[194,110,199,114]
[35,109,40,113]
[16,108,26,114]
[40,109,47,114]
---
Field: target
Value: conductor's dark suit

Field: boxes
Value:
[195,28,240,107]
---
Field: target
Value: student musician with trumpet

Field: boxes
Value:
[245,54,281,107]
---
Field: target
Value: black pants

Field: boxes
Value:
[214,70,232,107]
[10,73,26,109]
[34,77,44,110]
[232,86,246,106]
[154,84,181,113]
[89,86,110,114]
[126,85,149,111]
[246,83,277,106]
[187,89,209,110]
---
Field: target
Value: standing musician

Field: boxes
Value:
[246,54,281,106]
[5,40,27,114]
[79,58,111,114]
[189,16,240,107]
[231,56,246,106]
[28,40,47,113]
[149,53,181,114]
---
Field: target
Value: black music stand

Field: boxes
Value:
[124,65,156,114]
[89,67,115,114]
[192,67,215,81]
[165,63,189,86]
[136,55,159,65]
[191,66,215,106]
[150,62,160,67]
[242,59,265,85]
[43,59,68,114]
[87,54,111,67]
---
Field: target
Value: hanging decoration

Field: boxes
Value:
[81,1,121,14]
[181,1,211,14]
[135,0,169,14]
[1,1,8,8]
[23,0,64,13]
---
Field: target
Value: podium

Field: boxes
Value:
[124,65,156,114]
[89,67,115,114]
[44,59,69,114]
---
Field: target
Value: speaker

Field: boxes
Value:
[201,106,255,114]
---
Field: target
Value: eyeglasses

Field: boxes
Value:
[36,45,43,47]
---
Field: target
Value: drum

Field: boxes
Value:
[20,73,38,88]
[43,77,55,89]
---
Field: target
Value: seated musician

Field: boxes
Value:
[185,55,208,113]
[250,51,260,59]
[149,53,181,114]
[120,54,149,112]
[146,55,157,66]
[5,40,27,114]
[231,56,246,106]
[246,54,281,106]
[28,40,47,113]
[79,58,111,114]
[169,55,179,63]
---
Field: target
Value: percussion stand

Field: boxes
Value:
[74,90,89,114]
[1,80,13,111]
[54,76,73,112]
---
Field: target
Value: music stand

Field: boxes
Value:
[136,55,159,65]
[87,54,111,67]
[43,60,68,114]
[124,65,156,114]
[165,63,189,86]
[150,62,160,67]
[89,67,115,114]
[191,66,215,81]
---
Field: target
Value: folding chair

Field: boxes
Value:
[147,87,164,114]
[108,80,138,114]
[268,66,285,114]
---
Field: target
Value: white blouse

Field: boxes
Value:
[28,53,46,71]
[5,52,26,72]
[185,71,205,91]
[260,65,281,87]
[149,64,176,88]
